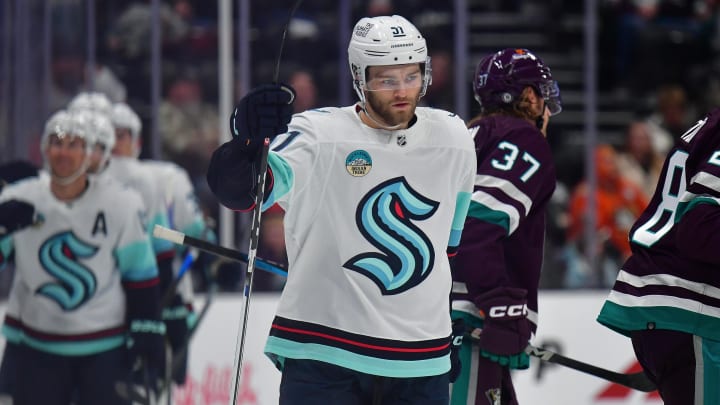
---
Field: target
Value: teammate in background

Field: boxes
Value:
[0,111,164,404]
[597,111,720,404]
[207,15,476,404]
[111,101,204,385]
[0,159,39,403]
[450,48,562,405]
[68,96,184,388]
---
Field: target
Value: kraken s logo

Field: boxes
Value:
[37,231,99,310]
[343,177,439,295]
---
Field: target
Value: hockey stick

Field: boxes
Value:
[152,225,288,277]
[465,331,655,391]
[117,252,220,405]
[229,136,270,405]
[524,344,656,392]
[115,357,157,405]
[167,255,222,384]
[227,3,302,401]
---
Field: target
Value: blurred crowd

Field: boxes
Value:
[2,0,720,293]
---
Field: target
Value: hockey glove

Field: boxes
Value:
[127,319,166,375]
[0,200,39,237]
[229,83,295,152]
[162,294,190,354]
[474,287,531,369]
[449,318,465,383]
[0,160,38,192]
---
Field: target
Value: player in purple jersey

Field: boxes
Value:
[597,110,720,405]
[450,48,562,405]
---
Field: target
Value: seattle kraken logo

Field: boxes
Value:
[37,231,98,310]
[343,177,439,295]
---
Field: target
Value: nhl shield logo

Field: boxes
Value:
[346,150,372,177]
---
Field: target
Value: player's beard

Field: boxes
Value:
[365,90,418,128]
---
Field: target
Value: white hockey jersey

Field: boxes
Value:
[141,159,206,302]
[103,157,174,256]
[262,105,476,377]
[0,176,157,356]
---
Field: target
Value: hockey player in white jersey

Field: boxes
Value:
[207,15,476,404]
[111,101,204,385]
[68,101,184,389]
[0,110,165,404]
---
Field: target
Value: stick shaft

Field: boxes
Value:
[153,225,288,277]
[525,344,656,392]
[230,138,271,405]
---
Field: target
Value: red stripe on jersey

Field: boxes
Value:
[271,323,450,353]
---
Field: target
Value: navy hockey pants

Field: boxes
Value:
[279,358,450,405]
[12,344,130,405]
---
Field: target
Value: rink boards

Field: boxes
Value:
[0,291,661,405]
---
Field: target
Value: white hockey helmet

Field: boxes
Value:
[41,109,96,155]
[41,109,97,184]
[41,109,73,146]
[68,91,113,116]
[73,109,115,152]
[348,15,431,104]
[110,102,142,141]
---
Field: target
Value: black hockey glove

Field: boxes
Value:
[0,160,38,193]
[474,287,531,369]
[229,83,295,155]
[449,318,465,383]
[162,294,190,354]
[0,199,38,237]
[127,319,166,375]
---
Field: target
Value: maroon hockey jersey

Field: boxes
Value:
[451,115,556,330]
[598,108,720,340]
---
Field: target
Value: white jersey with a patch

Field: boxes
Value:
[0,176,157,356]
[263,105,476,377]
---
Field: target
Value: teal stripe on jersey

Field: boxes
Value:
[2,324,125,356]
[116,240,157,281]
[597,301,720,340]
[675,197,720,223]
[467,200,510,234]
[149,213,174,253]
[1,324,22,344]
[701,337,720,404]
[449,191,472,247]
[265,336,449,378]
[181,218,206,240]
[264,152,294,210]
[0,236,12,270]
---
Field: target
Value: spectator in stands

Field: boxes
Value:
[106,0,189,60]
[616,121,664,197]
[565,144,648,288]
[421,50,454,111]
[611,0,715,95]
[287,70,319,114]
[644,84,693,155]
[159,74,220,186]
